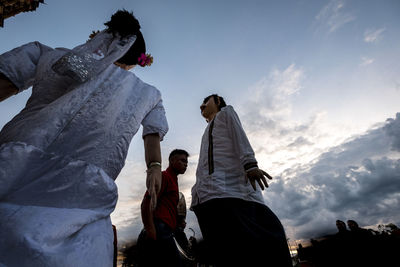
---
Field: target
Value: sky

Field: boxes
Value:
[1,0,400,247]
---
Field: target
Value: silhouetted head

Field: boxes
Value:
[169,149,189,175]
[347,220,359,231]
[104,9,146,66]
[336,220,347,232]
[200,94,227,122]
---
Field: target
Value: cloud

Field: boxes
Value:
[364,27,386,43]
[111,161,147,245]
[384,113,400,151]
[287,136,314,148]
[239,63,303,132]
[315,0,355,33]
[236,64,354,176]
[235,64,400,242]
[360,56,374,66]
[266,113,400,240]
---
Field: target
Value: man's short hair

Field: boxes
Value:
[169,149,189,161]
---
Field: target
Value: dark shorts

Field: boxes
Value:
[137,219,182,267]
[193,198,292,267]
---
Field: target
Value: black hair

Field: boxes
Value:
[116,31,146,65]
[104,9,146,66]
[203,94,227,111]
[169,149,189,161]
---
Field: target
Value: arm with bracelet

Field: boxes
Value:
[143,133,162,210]
[142,98,168,210]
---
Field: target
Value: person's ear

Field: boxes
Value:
[169,156,175,165]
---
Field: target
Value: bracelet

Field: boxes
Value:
[148,161,161,168]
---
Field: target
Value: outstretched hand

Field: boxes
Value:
[146,165,162,210]
[245,168,273,191]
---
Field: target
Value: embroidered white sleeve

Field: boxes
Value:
[224,105,257,167]
[142,99,169,141]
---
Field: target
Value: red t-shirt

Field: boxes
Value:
[146,167,179,230]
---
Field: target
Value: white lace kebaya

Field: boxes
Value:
[0,31,168,267]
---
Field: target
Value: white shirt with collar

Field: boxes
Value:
[191,105,265,209]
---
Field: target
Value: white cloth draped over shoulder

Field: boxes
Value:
[0,31,168,266]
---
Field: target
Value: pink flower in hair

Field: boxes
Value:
[138,53,153,67]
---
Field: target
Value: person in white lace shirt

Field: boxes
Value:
[0,10,167,267]
[191,94,292,267]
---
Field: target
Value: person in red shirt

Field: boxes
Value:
[138,149,189,267]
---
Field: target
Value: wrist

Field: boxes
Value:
[245,166,259,173]
[147,161,161,169]
[244,162,258,172]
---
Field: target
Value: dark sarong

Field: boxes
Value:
[137,219,182,267]
[193,198,292,267]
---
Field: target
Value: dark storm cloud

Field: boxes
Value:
[265,113,400,240]
[384,113,400,152]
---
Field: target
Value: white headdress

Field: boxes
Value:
[52,30,136,83]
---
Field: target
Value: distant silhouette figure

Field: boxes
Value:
[346,220,374,266]
[330,220,352,266]
[335,220,350,239]
[336,220,348,233]
[347,220,372,240]
[297,220,399,267]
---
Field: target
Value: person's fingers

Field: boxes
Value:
[262,170,273,180]
[261,175,269,188]
[256,177,265,190]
